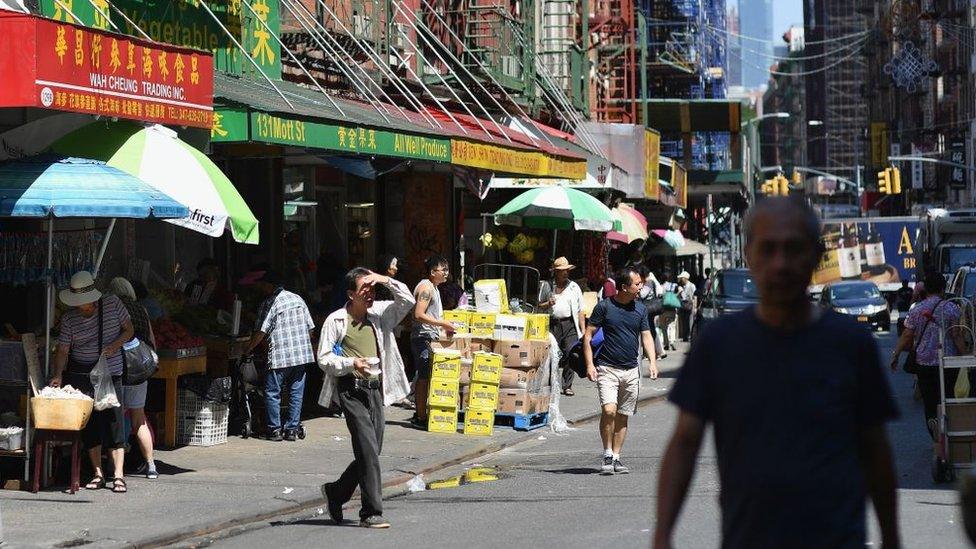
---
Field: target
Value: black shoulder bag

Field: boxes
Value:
[903,299,945,374]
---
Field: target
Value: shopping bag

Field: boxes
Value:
[956,367,972,399]
[663,291,681,310]
[89,357,120,411]
[122,338,158,385]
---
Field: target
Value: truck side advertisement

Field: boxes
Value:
[814,218,919,290]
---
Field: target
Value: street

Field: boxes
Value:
[197,330,971,548]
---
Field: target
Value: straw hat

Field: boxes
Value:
[552,257,576,271]
[60,271,102,307]
[677,271,691,280]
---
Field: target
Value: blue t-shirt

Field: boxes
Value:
[587,297,649,369]
[669,307,898,549]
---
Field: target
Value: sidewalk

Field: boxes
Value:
[0,344,687,548]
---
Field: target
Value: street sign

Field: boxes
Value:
[911,144,923,189]
[949,136,967,190]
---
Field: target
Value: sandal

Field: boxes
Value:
[563,389,575,397]
[85,475,105,490]
[111,477,127,493]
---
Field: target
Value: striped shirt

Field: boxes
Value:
[256,289,315,369]
[58,294,131,375]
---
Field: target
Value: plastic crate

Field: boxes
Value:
[176,389,229,446]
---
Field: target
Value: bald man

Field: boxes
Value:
[653,197,901,549]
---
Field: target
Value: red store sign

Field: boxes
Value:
[0,12,214,129]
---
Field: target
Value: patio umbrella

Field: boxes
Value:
[493,186,615,232]
[608,204,649,244]
[50,121,260,244]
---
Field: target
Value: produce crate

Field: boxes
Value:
[428,405,459,434]
[431,349,462,380]
[31,397,93,431]
[427,379,460,408]
[463,408,494,436]
[176,389,228,447]
[157,346,208,360]
[471,352,503,385]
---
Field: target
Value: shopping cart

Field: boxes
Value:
[934,297,976,482]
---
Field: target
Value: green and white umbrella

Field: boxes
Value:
[51,121,259,244]
[494,186,616,232]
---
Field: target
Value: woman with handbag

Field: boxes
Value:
[110,277,159,480]
[538,257,586,396]
[890,270,969,438]
[49,271,134,493]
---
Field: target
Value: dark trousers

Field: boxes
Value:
[678,307,692,341]
[550,317,579,391]
[918,366,960,435]
[334,378,385,519]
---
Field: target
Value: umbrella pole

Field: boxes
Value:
[93,218,116,278]
[552,229,557,261]
[44,219,53,377]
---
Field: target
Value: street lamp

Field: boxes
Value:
[742,112,791,203]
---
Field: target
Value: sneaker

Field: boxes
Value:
[613,459,629,474]
[360,515,391,529]
[600,455,614,475]
[321,482,343,523]
[268,429,283,442]
[283,430,297,442]
[134,462,159,479]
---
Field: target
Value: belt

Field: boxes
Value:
[338,376,382,390]
[551,316,576,323]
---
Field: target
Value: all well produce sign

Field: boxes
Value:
[0,12,214,128]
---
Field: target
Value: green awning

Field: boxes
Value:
[687,170,744,185]
[643,100,742,133]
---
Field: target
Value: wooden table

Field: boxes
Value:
[32,429,81,494]
[153,355,207,448]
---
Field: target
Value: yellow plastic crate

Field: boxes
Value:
[463,408,495,436]
[469,313,496,338]
[428,406,459,434]
[467,382,499,410]
[443,310,471,334]
[471,352,503,385]
[427,379,460,408]
[519,313,551,341]
[431,349,462,380]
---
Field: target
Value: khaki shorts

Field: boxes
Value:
[596,365,640,415]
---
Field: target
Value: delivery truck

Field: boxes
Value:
[918,209,976,278]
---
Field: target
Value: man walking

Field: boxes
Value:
[583,268,658,475]
[654,197,900,549]
[318,268,415,528]
[245,270,315,442]
[410,255,455,427]
[676,271,696,342]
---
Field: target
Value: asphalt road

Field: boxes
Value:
[201,329,971,548]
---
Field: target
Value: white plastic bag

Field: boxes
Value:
[89,357,120,411]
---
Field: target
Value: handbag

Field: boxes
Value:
[122,338,158,385]
[663,291,681,310]
[904,299,945,375]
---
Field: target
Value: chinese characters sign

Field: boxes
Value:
[451,139,586,179]
[948,136,967,190]
[0,14,214,128]
[644,130,661,200]
[248,111,451,162]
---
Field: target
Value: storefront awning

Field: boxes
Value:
[212,75,586,179]
[0,12,214,129]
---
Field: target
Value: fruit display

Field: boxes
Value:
[153,318,205,350]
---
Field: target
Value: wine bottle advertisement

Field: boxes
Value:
[812,219,920,289]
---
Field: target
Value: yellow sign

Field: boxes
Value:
[870,122,889,169]
[672,162,688,209]
[451,139,585,179]
[644,130,661,200]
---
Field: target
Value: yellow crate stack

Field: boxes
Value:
[427,349,461,433]
[443,310,470,335]
[464,352,503,436]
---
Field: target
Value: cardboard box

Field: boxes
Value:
[431,349,462,380]
[463,408,494,436]
[428,406,459,434]
[493,314,528,341]
[467,337,493,355]
[471,352,503,385]
[469,313,497,338]
[946,403,976,433]
[474,279,509,313]
[496,389,532,415]
[519,313,550,341]
[499,366,543,390]
[427,379,460,408]
[467,382,500,410]
[493,340,551,368]
[949,436,976,463]
[531,390,552,415]
[443,310,471,334]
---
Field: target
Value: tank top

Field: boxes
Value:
[411,279,443,340]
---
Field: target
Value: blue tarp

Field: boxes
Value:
[0,156,188,219]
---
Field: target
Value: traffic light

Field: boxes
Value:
[891,167,902,194]
[878,168,891,194]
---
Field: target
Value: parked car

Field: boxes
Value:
[820,280,891,331]
[948,264,976,298]
[692,268,759,341]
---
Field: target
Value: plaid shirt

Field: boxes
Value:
[256,289,315,369]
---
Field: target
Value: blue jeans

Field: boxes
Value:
[266,364,307,432]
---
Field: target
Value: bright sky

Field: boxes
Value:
[773,0,804,38]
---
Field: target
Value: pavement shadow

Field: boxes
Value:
[542,467,602,475]
[277,518,358,527]
[154,460,196,476]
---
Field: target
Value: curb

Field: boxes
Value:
[136,390,671,548]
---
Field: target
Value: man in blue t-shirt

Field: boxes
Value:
[653,197,900,549]
[584,267,658,475]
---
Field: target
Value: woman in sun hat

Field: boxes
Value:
[49,271,134,494]
[537,257,586,396]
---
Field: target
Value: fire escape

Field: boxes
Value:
[590,0,638,123]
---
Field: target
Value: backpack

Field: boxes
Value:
[562,328,603,378]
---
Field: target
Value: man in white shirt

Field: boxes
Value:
[677,271,697,342]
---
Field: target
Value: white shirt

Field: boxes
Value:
[545,280,583,338]
[679,282,697,303]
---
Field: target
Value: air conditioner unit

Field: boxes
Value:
[500,55,519,78]
[353,15,371,37]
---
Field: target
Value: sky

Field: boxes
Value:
[772,0,804,38]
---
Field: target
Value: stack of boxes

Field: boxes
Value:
[426,348,462,433]
[463,351,503,435]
